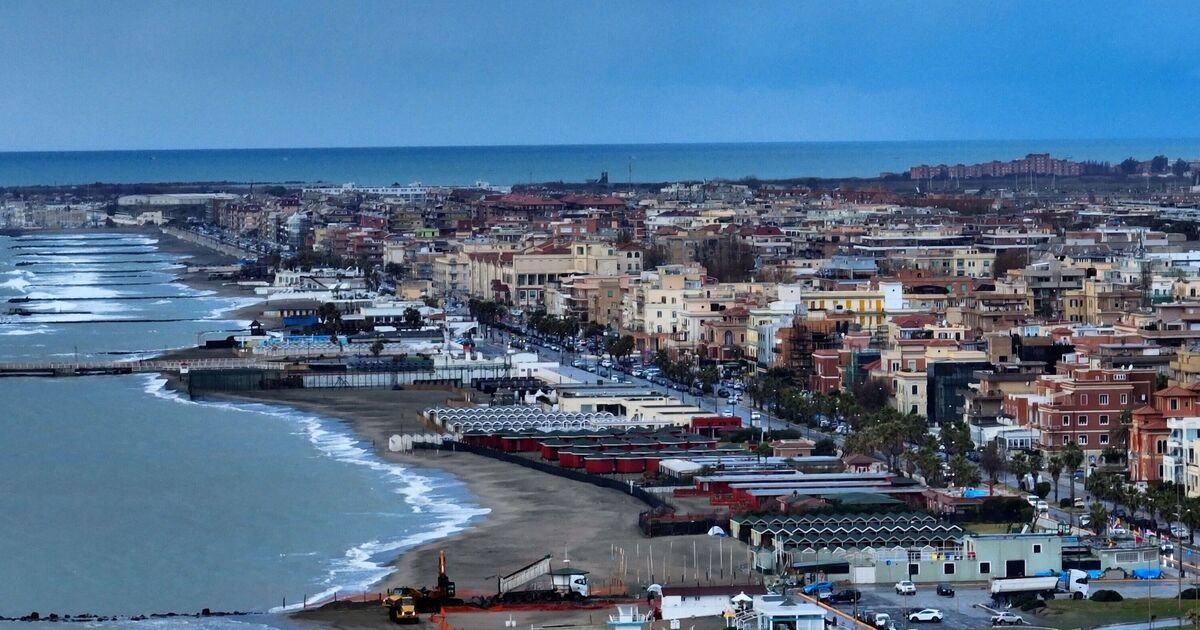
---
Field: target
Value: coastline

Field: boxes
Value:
[154,230,736,628]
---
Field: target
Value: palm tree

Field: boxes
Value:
[1009,452,1032,491]
[1047,455,1064,502]
[1061,442,1085,508]
[1087,503,1109,535]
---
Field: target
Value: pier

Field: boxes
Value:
[0,358,280,377]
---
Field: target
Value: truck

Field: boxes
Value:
[495,555,590,603]
[383,550,462,620]
[989,569,1089,604]
[381,591,419,624]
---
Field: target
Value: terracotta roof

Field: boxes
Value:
[1131,405,1161,416]
[1155,386,1198,398]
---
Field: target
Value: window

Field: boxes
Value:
[908,563,920,576]
[943,563,956,575]
[1099,414,1110,425]
[1100,434,1110,445]
[1080,394,1088,405]
[1078,435,1088,445]
[1099,394,1109,405]
[979,562,991,574]
[1033,544,1042,554]
[912,385,919,395]
[1078,415,1088,426]
[1121,393,1129,404]
[1062,435,1070,445]
[1171,398,1180,411]
[1061,415,1070,426]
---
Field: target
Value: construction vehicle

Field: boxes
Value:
[381,591,419,624]
[494,554,590,603]
[383,550,463,621]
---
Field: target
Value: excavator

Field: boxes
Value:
[384,550,461,623]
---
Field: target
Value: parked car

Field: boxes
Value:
[894,580,916,595]
[1036,500,1050,514]
[1024,495,1039,507]
[990,611,1024,625]
[935,582,955,597]
[717,388,730,397]
[829,588,861,604]
[801,581,833,595]
[1079,514,1093,527]
[908,609,943,623]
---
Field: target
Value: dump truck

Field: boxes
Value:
[381,591,419,624]
[495,555,590,603]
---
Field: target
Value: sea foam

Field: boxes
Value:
[141,376,488,610]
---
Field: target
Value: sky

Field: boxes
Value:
[2,1,1200,151]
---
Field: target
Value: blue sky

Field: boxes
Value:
[1,1,1199,150]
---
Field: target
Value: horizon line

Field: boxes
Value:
[3,137,1199,155]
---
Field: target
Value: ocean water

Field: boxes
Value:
[2,139,1199,187]
[0,233,487,621]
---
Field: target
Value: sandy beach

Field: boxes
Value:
[160,230,755,628]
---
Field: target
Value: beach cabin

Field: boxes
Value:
[658,585,768,621]
[749,595,826,630]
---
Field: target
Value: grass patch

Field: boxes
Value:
[1034,597,1200,629]
[963,522,1023,534]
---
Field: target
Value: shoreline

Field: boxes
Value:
[148,230,739,628]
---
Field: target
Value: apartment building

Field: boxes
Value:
[1003,357,1157,456]
[620,264,708,353]
[1063,279,1144,325]
[458,242,642,309]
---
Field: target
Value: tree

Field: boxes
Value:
[992,248,1028,278]
[812,438,838,457]
[1034,481,1052,500]
[1087,502,1109,535]
[1061,442,1085,508]
[1119,157,1141,175]
[939,419,974,456]
[317,302,342,334]
[704,233,757,283]
[642,244,670,270]
[403,307,423,329]
[949,454,980,488]
[913,444,945,488]
[606,335,635,364]
[980,442,1006,496]
[697,365,720,393]
[369,338,385,357]
[1173,158,1191,178]
[851,377,891,412]
[1047,455,1064,502]
[1151,155,1170,174]
[1009,451,1032,490]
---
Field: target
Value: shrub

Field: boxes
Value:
[1059,498,1072,508]
[1091,590,1124,602]
[1181,587,1200,600]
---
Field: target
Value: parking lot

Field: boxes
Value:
[825,584,997,628]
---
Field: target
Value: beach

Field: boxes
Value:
[161,232,752,628]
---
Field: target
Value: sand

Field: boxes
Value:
[199,389,759,629]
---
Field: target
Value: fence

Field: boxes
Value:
[185,365,514,396]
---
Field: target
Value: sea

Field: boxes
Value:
[0,233,488,627]
[2,139,1200,187]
